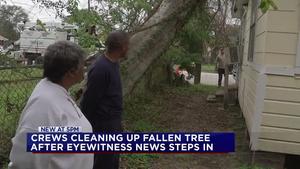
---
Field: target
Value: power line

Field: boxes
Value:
[33,8,43,20]
[42,8,53,17]
[5,0,38,18]
[8,0,55,21]
[27,3,39,16]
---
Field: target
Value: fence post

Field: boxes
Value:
[224,64,229,109]
[194,62,201,84]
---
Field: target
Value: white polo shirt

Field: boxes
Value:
[8,78,93,169]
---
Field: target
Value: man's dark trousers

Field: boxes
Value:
[93,119,122,169]
[218,68,225,87]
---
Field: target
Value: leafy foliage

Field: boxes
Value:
[163,45,189,67]
[162,2,212,68]
[34,0,160,50]
[36,19,47,32]
[65,9,105,48]
[179,5,211,54]
[93,0,158,32]
[259,0,278,13]
[0,5,29,40]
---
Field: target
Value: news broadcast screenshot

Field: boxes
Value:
[0,0,299,169]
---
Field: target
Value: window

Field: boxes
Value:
[248,0,259,62]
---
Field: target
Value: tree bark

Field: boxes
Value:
[121,0,204,96]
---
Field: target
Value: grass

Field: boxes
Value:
[121,87,165,168]
[0,88,38,168]
[120,83,219,168]
[0,66,42,169]
[123,87,165,132]
[0,64,220,169]
[121,154,159,169]
[0,66,42,81]
[201,64,216,73]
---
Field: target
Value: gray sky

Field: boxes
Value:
[4,0,88,22]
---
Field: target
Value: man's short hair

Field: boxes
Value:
[43,41,86,83]
[105,31,129,53]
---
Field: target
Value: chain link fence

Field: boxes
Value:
[0,53,85,168]
[0,54,43,168]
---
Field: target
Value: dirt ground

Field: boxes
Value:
[121,85,285,169]
[148,89,252,169]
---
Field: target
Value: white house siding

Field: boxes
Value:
[239,0,300,155]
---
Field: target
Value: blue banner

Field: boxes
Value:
[27,132,235,153]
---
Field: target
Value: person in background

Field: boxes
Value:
[80,31,129,169]
[8,41,93,169]
[216,48,226,87]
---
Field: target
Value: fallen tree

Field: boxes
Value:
[30,0,204,96]
[121,0,204,95]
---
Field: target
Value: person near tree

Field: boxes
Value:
[216,48,226,87]
[80,31,129,169]
[9,41,93,169]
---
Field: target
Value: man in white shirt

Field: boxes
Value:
[8,41,93,169]
[216,48,226,87]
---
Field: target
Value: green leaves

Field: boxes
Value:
[259,0,278,13]
[163,4,210,67]
[38,0,159,50]
[66,0,79,14]
[36,19,47,32]
[0,5,29,40]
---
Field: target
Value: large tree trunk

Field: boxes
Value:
[121,0,204,96]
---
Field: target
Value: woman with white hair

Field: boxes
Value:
[8,41,93,169]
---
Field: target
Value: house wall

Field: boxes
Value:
[239,0,300,155]
[258,74,300,155]
[238,0,264,146]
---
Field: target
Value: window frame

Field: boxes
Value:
[247,0,259,62]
